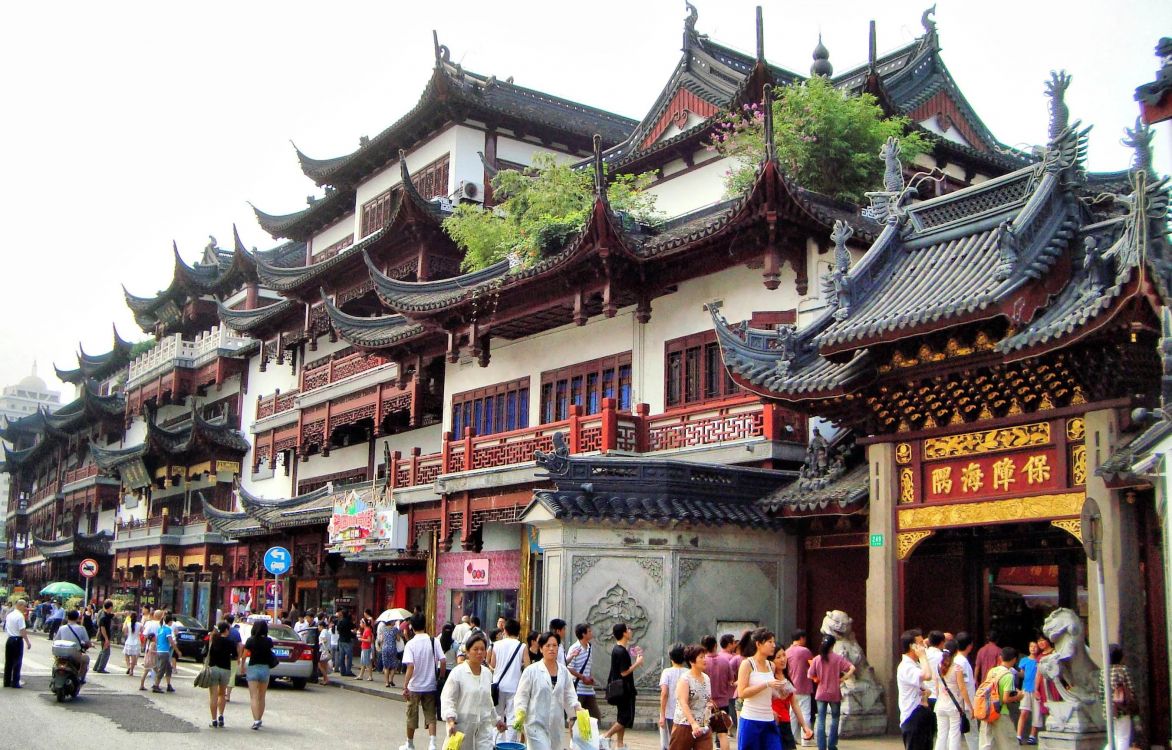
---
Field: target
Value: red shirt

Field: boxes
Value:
[771,696,791,722]
[974,642,1001,685]
[706,651,734,706]
[359,625,373,649]
[785,645,815,695]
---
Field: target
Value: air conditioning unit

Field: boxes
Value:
[453,180,482,202]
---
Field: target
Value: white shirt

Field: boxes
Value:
[493,637,525,693]
[440,661,498,728]
[452,622,472,645]
[896,654,927,726]
[403,633,445,692]
[294,620,309,635]
[925,646,943,693]
[659,666,685,719]
[566,640,596,697]
[955,653,976,698]
[4,610,26,638]
[515,661,581,750]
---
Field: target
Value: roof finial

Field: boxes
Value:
[31,360,37,378]
[921,5,937,36]
[763,84,776,163]
[868,20,877,71]
[810,34,832,77]
[432,30,450,66]
[684,2,699,50]
[755,6,764,63]
[592,134,606,197]
[1122,117,1156,177]
[1045,70,1072,142]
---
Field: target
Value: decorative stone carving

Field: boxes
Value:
[635,656,664,688]
[1122,117,1155,176]
[637,557,664,586]
[1045,70,1072,143]
[586,583,649,646]
[572,555,601,584]
[995,219,1019,281]
[820,610,886,737]
[796,427,849,491]
[678,558,702,587]
[823,220,854,320]
[1039,607,1104,733]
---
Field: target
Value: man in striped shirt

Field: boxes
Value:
[565,623,600,718]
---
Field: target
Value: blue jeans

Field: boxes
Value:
[815,701,841,750]
[338,640,354,675]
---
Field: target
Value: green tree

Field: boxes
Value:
[713,76,929,203]
[443,154,660,272]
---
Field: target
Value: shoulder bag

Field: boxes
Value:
[606,646,629,705]
[193,646,212,688]
[491,640,522,706]
[940,668,971,734]
[572,644,592,689]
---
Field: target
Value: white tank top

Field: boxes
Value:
[739,658,776,721]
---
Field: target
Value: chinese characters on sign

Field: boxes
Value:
[922,448,1059,502]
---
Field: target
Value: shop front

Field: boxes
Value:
[327,486,424,615]
[436,548,521,628]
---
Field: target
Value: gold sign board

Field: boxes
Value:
[923,422,1050,461]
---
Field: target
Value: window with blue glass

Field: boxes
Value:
[540,352,633,424]
[450,378,529,437]
[665,330,739,408]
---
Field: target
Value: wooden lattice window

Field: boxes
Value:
[360,188,401,238]
[665,330,738,408]
[540,353,632,424]
[412,154,450,201]
[311,233,354,263]
[451,378,529,437]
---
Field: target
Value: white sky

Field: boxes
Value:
[1,0,1169,396]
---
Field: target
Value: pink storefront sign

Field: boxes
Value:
[463,558,490,587]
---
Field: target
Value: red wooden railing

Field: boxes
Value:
[64,465,99,485]
[300,350,389,393]
[256,388,301,420]
[386,396,803,491]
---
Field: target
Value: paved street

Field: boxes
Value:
[3,648,902,749]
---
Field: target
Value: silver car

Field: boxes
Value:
[233,621,314,689]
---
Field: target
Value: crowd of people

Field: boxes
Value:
[894,628,1142,750]
[1,596,1149,749]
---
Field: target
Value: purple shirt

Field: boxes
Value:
[808,651,851,702]
[706,650,734,705]
[786,644,815,695]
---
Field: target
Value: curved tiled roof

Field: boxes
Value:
[250,188,356,242]
[218,299,297,335]
[54,326,134,384]
[759,463,870,513]
[320,291,425,349]
[368,251,513,313]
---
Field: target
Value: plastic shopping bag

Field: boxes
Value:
[572,715,600,750]
[443,731,464,750]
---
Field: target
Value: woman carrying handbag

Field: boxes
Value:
[670,644,716,750]
[933,641,971,750]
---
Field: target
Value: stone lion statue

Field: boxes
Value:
[820,610,883,714]
[1038,607,1103,732]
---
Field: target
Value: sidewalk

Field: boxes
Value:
[323,675,904,749]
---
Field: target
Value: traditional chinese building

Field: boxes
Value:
[1,332,131,599]
[712,75,1170,736]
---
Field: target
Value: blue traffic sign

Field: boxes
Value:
[264,546,292,576]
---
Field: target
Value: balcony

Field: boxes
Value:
[127,325,251,388]
[256,389,300,420]
[388,395,805,491]
[63,464,100,486]
[300,349,390,393]
[114,513,211,541]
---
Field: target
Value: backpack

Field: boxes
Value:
[973,666,1009,722]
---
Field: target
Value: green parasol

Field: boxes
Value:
[40,581,86,597]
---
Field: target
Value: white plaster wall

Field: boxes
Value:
[481,522,520,553]
[646,157,732,219]
[375,424,445,463]
[442,311,636,432]
[353,127,467,236]
[296,441,370,485]
[451,126,488,196]
[243,463,294,500]
[495,137,575,167]
[238,352,299,439]
[439,260,809,428]
[97,508,116,533]
[310,216,356,257]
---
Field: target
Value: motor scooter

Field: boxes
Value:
[50,641,82,702]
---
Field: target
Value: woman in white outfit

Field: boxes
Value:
[442,633,504,750]
[513,631,582,750]
[933,641,971,750]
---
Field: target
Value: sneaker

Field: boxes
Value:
[1026,739,1038,746]
[151,686,165,693]
[252,721,261,731]
[217,716,224,727]
[166,686,175,693]
[399,742,414,750]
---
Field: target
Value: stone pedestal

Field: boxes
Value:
[1038,730,1107,750]
[837,698,888,737]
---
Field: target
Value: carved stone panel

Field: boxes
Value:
[637,557,664,586]
[572,555,601,584]
[585,583,649,647]
[678,558,702,587]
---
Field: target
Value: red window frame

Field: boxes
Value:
[451,377,530,437]
[540,352,633,423]
[664,330,739,408]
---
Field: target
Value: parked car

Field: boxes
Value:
[233,621,313,689]
[171,615,209,661]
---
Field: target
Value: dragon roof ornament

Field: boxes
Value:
[822,220,855,320]
[1122,117,1156,178]
[862,137,914,224]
